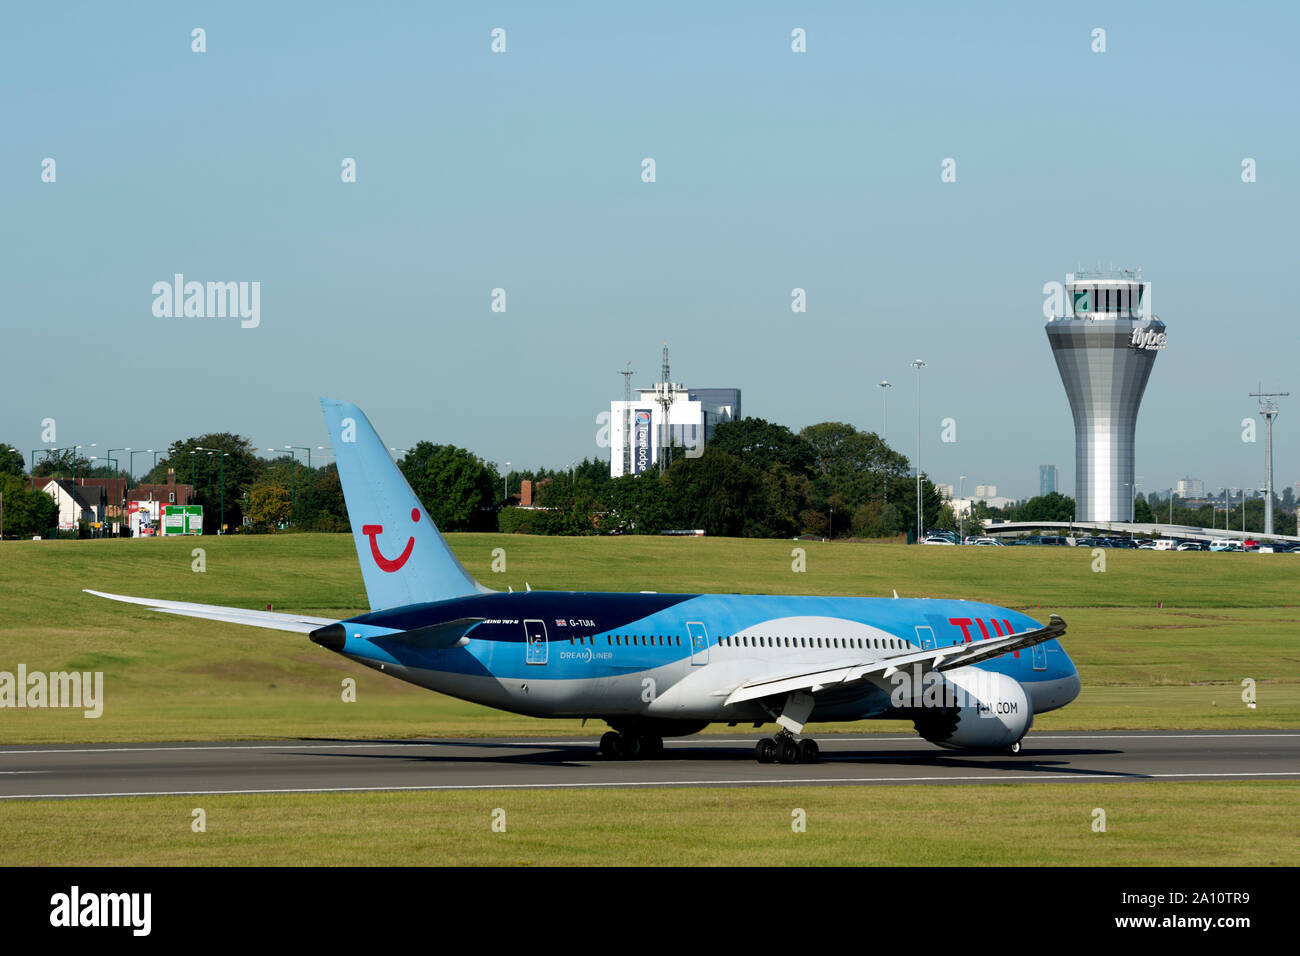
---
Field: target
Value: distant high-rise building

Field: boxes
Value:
[974,484,997,499]
[1046,268,1165,521]
[1039,464,1059,496]
[1176,477,1204,499]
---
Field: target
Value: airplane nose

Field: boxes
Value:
[1061,670,1081,706]
[309,623,346,651]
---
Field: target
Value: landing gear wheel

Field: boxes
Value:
[642,735,664,758]
[755,737,777,763]
[600,731,623,759]
[797,738,820,764]
[777,736,799,764]
[623,734,643,759]
[1007,740,1022,755]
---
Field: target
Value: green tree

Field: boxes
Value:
[247,483,291,531]
[708,418,816,475]
[1,477,59,538]
[1016,492,1077,522]
[0,446,25,477]
[33,449,92,477]
[149,434,263,533]
[663,450,765,537]
[399,442,497,532]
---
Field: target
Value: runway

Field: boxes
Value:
[1,731,1297,800]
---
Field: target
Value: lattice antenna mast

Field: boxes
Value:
[656,342,676,473]
[619,361,634,476]
[1249,387,1289,535]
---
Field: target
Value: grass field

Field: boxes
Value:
[1,782,1295,866]
[1,533,1297,743]
[2,533,1296,867]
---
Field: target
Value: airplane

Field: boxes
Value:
[89,399,1080,764]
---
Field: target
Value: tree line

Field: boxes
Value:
[9,421,1289,540]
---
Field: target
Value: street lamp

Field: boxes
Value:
[878,379,893,506]
[287,445,313,528]
[959,474,967,541]
[277,448,303,527]
[209,451,229,534]
[910,360,926,542]
[877,380,892,440]
[129,449,155,481]
[286,445,312,472]
[195,447,229,533]
[107,448,130,537]
[503,462,511,502]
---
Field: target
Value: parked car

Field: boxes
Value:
[1208,539,1239,552]
[921,536,956,545]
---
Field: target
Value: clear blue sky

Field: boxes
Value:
[3,1,1297,500]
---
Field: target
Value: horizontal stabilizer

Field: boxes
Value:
[370,617,485,653]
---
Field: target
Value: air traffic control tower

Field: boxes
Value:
[1045,270,1166,522]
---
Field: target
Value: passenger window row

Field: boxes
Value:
[603,635,683,647]
[718,635,908,650]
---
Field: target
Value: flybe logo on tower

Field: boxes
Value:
[1130,327,1167,351]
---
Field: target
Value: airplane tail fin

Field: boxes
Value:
[321,398,488,611]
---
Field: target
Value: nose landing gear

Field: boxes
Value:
[599,730,664,759]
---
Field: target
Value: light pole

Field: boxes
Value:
[211,452,228,534]
[878,380,892,441]
[286,445,312,472]
[287,445,313,527]
[959,474,967,541]
[280,447,303,527]
[107,448,130,536]
[1,446,22,539]
[879,379,893,507]
[129,449,155,482]
[195,447,229,533]
[503,461,511,502]
[910,360,926,542]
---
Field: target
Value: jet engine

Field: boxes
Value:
[909,667,1033,751]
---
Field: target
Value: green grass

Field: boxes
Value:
[0,534,1297,742]
[1,782,1295,866]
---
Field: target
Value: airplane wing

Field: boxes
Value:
[724,614,1066,706]
[84,589,339,634]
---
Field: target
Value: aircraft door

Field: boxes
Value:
[524,619,549,665]
[915,625,936,650]
[686,621,709,666]
[1032,640,1047,671]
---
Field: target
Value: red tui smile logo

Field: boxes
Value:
[362,509,419,573]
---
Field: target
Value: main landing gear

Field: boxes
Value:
[755,730,820,765]
[600,730,664,760]
[753,690,821,764]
